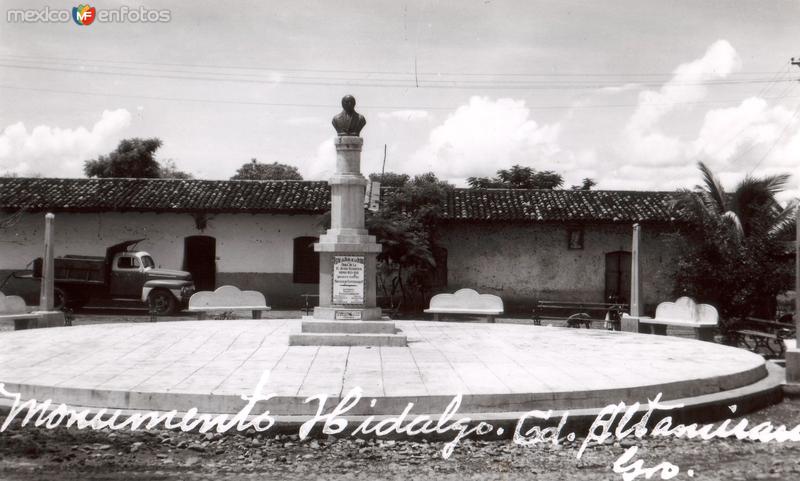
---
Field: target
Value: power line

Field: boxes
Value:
[1,84,798,111]
[0,62,792,91]
[0,53,789,78]
[747,101,800,174]
[9,61,786,86]
[753,65,792,98]
[5,59,781,86]
[744,58,800,174]
[693,65,796,162]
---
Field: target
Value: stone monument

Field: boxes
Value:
[289,96,407,347]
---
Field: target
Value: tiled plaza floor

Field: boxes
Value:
[0,320,766,415]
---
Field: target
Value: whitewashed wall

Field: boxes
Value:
[0,211,324,307]
[1,211,683,312]
[0,212,322,272]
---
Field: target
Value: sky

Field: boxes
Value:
[0,0,799,201]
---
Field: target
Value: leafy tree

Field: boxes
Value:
[158,159,193,179]
[571,178,597,191]
[467,165,564,189]
[368,172,410,188]
[231,159,303,180]
[316,172,450,312]
[466,176,505,189]
[84,138,162,178]
[672,162,797,325]
[367,172,453,311]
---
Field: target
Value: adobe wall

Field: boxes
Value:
[439,222,681,314]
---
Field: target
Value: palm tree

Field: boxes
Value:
[676,161,797,241]
[672,162,797,322]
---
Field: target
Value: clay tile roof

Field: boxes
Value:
[0,177,682,223]
[443,189,682,223]
[0,177,331,214]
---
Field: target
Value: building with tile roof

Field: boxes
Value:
[0,177,680,222]
[0,177,684,311]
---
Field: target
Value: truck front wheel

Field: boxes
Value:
[148,289,177,316]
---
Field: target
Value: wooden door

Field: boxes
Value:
[184,236,216,291]
[605,251,631,303]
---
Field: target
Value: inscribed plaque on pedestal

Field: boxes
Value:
[332,255,365,305]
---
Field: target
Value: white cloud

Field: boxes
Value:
[377,110,430,122]
[570,39,796,198]
[603,39,794,191]
[618,40,742,171]
[626,40,741,135]
[301,136,336,180]
[296,42,797,199]
[0,109,132,177]
[691,98,797,167]
[409,96,562,180]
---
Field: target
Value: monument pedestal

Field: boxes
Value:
[289,131,406,347]
[785,348,800,397]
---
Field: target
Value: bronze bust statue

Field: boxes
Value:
[332,95,366,136]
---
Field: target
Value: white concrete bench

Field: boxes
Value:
[624,297,717,342]
[0,292,40,330]
[424,288,504,323]
[188,286,271,320]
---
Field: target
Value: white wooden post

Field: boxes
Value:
[39,213,55,311]
[630,223,641,317]
[31,212,65,328]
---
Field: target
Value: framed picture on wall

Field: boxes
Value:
[567,227,584,250]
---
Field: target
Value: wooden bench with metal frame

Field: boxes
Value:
[532,300,628,328]
[729,316,796,359]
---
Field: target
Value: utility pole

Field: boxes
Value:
[788,57,800,388]
[381,144,387,177]
[792,58,800,345]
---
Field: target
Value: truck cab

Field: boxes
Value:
[111,250,195,315]
[111,251,155,298]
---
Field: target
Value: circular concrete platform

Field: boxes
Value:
[0,320,777,420]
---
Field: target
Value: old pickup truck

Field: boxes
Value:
[33,239,195,315]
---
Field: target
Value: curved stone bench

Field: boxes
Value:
[424,288,503,323]
[188,286,271,320]
[623,296,717,342]
[0,292,40,330]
